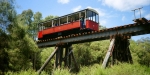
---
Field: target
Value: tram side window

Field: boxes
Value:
[38,24,42,31]
[80,11,85,19]
[92,12,99,23]
[49,20,53,27]
[93,12,96,22]
[53,20,57,27]
[68,16,74,23]
[60,16,67,25]
[43,25,46,29]
[87,10,93,21]
[45,23,50,29]
[74,13,79,21]
[56,20,59,26]
[39,25,45,31]
[96,14,99,23]
[53,20,59,26]
[87,10,98,23]
[52,20,54,27]
[46,20,52,28]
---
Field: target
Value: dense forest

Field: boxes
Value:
[0,0,150,75]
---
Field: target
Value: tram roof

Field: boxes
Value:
[39,8,99,25]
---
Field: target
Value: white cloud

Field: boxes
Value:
[100,0,150,11]
[57,0,70,4]
[87,6,106,17]
[145,14,150,19]
[72,5,82,12]
[122,16,125,21]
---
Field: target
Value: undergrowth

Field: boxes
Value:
[5,63,150,75]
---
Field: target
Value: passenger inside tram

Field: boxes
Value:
[80,15,85,29]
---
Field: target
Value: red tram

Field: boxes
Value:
[38,8,99,40]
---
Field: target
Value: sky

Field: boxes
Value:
[15,0,150,40]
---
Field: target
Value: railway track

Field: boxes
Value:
[37,18,150,47]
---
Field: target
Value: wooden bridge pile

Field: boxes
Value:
[37,44,78,74]
[102,35,133,68]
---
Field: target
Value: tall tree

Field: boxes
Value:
[0,0,16,73]
[0,0,16,32]
[32,12,42,40]
[31,12,42,69]
[7,9,39,70]
[16,9,34,37]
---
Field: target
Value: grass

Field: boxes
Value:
[52,63,150,75]
[106,63,150,75]
[52,68,70,75]
[5,63,150,75]
[5,69,48,75]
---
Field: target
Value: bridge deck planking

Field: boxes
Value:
[37,19,150,48]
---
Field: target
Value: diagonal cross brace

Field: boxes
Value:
[102,38,115,68]
[37,47,58,74]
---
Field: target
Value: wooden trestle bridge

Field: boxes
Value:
[37,18,150,74]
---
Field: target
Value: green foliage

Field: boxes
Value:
[78,63,150,75]
[32,12,42,39]
[40,47,55,73]
[16,9,34,37]
[106,63,150,75]
[90,40,109,63]
[0,0,16,31]
[73,43,93,66]
[136,37,150,66]
[77,64,106,75]
[44,15,58,21]
[129,40,139,63]
[73,40,109,66]
[130,37,150,66]
[5,63,150,75]
[5,69,49,75]
[99,25,106,30]
[16,9,42,40]
[6,15,39,70]
[0,0,40,72]
[43,63,150,75]
[52,68,70,75]
[0,0,16,73]
[5,69,38,75]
